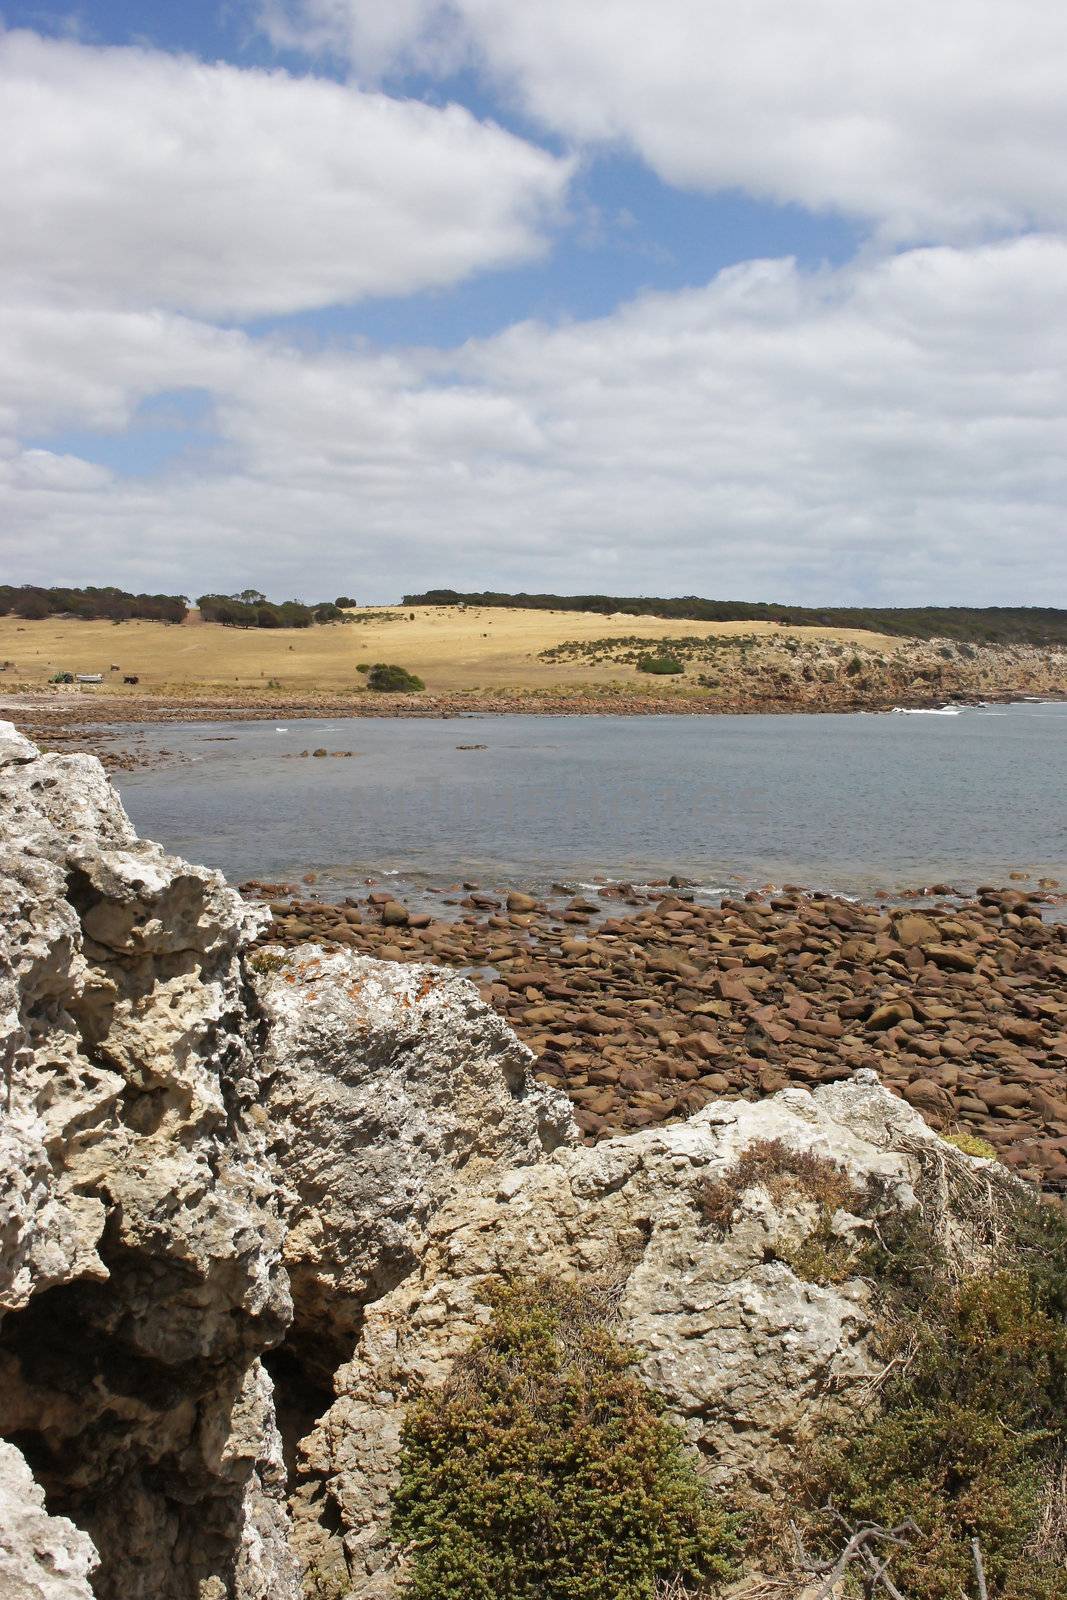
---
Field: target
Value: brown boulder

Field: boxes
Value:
[922,943,979,972]
[981,1083,1032,1110]
[523,1005,564,1026]
[1030,1087,1067,1122]
[1001,1018,1043,1045]
[900,1078,954,1119]
[744,942,779,965]
[892,912,941,947]
[866,999,914,1030]
[681,1031,725,1060]
[575,1012,622,1036]
[715,974,756,1005]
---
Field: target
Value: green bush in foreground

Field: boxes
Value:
[391,1278,741,1600]
[798,1196,1067,1600]
[636,653,684,675]
[366,662,425,691]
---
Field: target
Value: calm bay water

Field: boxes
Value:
[113,703,1067,900]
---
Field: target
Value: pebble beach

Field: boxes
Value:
[245,875,1067,1197]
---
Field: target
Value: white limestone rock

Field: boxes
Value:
[290,1074,979,1595]
[253,945,575,1371]
[0,726,297,1600]
[0,1440,98,1600]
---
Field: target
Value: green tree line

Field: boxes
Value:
[403,590,1067,645]
[0,585,358,628]
[0,584,188,623]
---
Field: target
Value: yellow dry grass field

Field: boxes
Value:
[0,605,901,698]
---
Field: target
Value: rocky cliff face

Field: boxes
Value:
[0,724,1019,1599]
[0,724,296,1600]
[0,725,569,1599]
[255,946,574,1386]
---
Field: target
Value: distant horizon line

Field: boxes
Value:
[4,581,1065,616]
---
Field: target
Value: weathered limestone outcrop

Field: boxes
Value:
[254,948,574,1381]
[1,724,1016,1600]
[0,724,297,1600]
[287,1069,996,1596]
[0,726,573,1599]
[0,1439,98,1600]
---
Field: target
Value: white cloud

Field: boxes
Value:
[0,28,571,319]
[1,236,1064,603]
[263,0,1067,240]
[2,447,113,493]
[260,0,465,80]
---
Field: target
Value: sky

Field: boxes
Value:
[1,1,1065,605]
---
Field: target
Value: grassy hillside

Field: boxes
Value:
[0,605,898,697]
[3,604,1063,717]
[404,591,1067,645]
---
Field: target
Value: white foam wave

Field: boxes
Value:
[892,705,962,715]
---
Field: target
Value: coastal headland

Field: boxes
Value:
[2,603,1066,766]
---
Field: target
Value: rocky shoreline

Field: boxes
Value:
[3,721,1066,1599]
[4,677,1067,772]
[244,876,1067,1196]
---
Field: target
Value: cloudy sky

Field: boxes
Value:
[2,1,1064,604]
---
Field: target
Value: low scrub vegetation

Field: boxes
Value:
[794,1189,1067,1600]
[697,1138,866,1282]
[637,653,684,675]
[384,1146,1066,1600]
[391,1278,742,1600]
[690,1138,1067,1597]
[696,1138,861,1235]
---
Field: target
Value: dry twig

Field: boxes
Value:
[790,1505,920,1600]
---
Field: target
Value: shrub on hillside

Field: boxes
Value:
[637,653,684,675]
[367,663,425,691]
[391,1278,741,1600]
